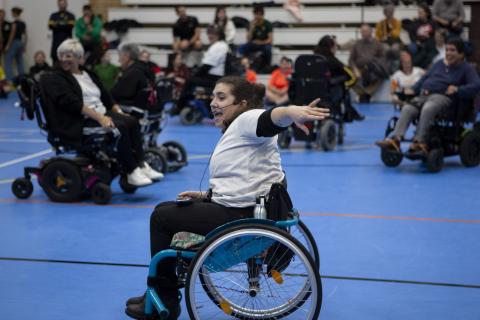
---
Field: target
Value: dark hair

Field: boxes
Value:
[175,6,185,13]
[207,24,225,41]
[83,5,92,11]
[12,7,23,15]
[253,5,265,16]
[418,3,432,20]
[314,35,336,57]
[280,56,293,65]
[214,6,227,27]
[446,37,465,54]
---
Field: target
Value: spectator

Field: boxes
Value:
[173,25,228,114]
[283,0,304,22]
[75,5,103,68]
[214,6,236,45]
[0,9,12,63]
[29,51,52,82]
[390,50,425,108]
[376,38,480,156]
[265,56,292,107]
[238,5,273,72]
[432,29,447,63]
[172,6,201,53]
[375,4,402,74]
[5,7,27,82]
[241,57,257,83]
[432,0,465,36]
[139,49,162,78]
[93,51,119,91]
[48,0,75,64]
[166,52,190,100]
[349,23,387,103]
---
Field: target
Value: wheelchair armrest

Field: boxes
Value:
[119,105,146,116]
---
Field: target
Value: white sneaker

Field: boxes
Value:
[141,162,164,181]
[127,167,153,187]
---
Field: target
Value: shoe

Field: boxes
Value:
[359,94,371,103]
[375,138,401,152]
[125,291,181,320]
[126,292,146,306]
[351,108,365,121]
[407,142,429,157]
[127,167,153,187]
[141,162,164,181]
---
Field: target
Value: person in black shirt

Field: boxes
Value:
[29,51,52,82]
[48,0,75,64]
[172,6,201,53]
[5,7,27,82]
[0,9,11,61]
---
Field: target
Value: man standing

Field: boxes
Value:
[48,0,75,64]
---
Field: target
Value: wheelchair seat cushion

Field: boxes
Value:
[170,232,205,250]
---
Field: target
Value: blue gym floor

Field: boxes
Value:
[0,94,479,320]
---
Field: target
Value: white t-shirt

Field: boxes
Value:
[209,109,285,208]
[73,71,107,115]
[202,40,228,76]
[391,67,425,92]
[224,20,236,44]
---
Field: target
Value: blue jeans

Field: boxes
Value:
[5,39,25,81]
[238,42,272,67]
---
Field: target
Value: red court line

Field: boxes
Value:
[2,198,480,224]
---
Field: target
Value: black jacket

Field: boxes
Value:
[40,67,114,146]
[111,61,149,107]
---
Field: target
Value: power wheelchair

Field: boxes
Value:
[11,75,148,204]
[143,209,322,319]
[118,76,188,174]
[380,96,480,172]
[278,54,351,151]
[178,86,213,126]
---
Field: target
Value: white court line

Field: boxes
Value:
[0,148,52,169]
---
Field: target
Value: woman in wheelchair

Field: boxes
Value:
[375,38,480,156]
[44,39,163,186]
[125,76,329,319]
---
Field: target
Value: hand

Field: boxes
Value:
[288,98,330,135]
[177,191,204,200]
[99,116,115,128]
[446,85,458,95]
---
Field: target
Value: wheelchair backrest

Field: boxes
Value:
[16,76,49,131]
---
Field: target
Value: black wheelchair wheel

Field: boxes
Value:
[119,176,137,194]
[162,141,188,172]
[41,160,83,202]
[12,178,34,199]
[91,182,112,205]
[337,122,345,145]
[380,148,403,167]
[459,132,480,167]
[426,148,444,173]
[318,119,337,151]
[145,148,168,174]
[278,129,292,149]
[180,107,198,126]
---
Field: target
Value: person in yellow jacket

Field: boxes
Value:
[375,4,403,74]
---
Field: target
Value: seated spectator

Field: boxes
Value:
[29,50,51,82]
[314,35,364,121]
[432,29,447,63]
[432,0,465,36]
[238,5,273,72]
[166,52,190,100]
[376,38,480,156]
[404,3,438,69]
[213,6,236,45]
[390,51,425,108]
[172,25,229,115]
[75,5,103,68]
[139,49,162,77]
[241,57,257,84]
[375,4,402,74]
[283,0,304,22]
[172,6,201,53]
[265,57,292,107]
[44,39,163,186]
[93,51,119,91]
[349,24,388,103]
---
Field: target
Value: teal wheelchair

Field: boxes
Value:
[144,210,321,319]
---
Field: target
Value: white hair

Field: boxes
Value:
[56,38,84,59]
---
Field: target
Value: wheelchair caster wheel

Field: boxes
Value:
[91,182,112,205]
[318,119,337,151]
[381,149,403,167]
[426,148,444,173]
[460,132,480,167]
[180,107,198,126]
[12,178,33,199]
[162,141,188,172]
[145,148,168,174]
[119,176,137,194]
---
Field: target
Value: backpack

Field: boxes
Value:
[224,51,244,76]
[265,182,293,222]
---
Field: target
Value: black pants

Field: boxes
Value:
[84,111,144,173]
[175,74,220,111]
[150,200,253,280]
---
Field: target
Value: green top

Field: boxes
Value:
[93,63,119,91]
[252,19,272,41]
[75,16,102,42]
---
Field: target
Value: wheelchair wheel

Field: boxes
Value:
[180,107,198,126]
[289,218,320,269]
[278,129,291,149]
[162,141,188,172]
[426,148,444,173]
[318,119,337,151]
[91,182,112,205]
[119,176,137,194]
[459,132,480,167]
[12,178,34,199]
[145,148,167,174]
[185,224,321,320]
[380,148,403,167]
[41,160,83,202]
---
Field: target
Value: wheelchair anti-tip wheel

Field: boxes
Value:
[12,177,34,199]
[185,224,322,320]
[318,119,337,151]
[380,148,403,167]
[41,160,83,202]
[145,148,168,174]
[162,140,188,172]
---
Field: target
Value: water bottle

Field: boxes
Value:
[254,196,267,219]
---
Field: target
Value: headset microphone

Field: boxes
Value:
[209,103,237,119]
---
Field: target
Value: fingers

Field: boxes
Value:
[308,98,321,108]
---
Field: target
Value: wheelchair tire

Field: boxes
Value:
[180,107,198,126]
[162,141,188,172]
[290,218,320,269]
[185,223,321,320]
[426,148,444,173]
[278,129,292,149]
[318,119,337,151]
[91,182,112,205]
[459,132,480,167]
[41,160,83,202]
[145,148,167,174]
[119,176,137,194]
[380,149,403,167]
[12,178,34,199]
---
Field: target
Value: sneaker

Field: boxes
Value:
[141,162,164,181]
[127,167,152,187]
[375,138,401,152]
[407,142,429,157]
